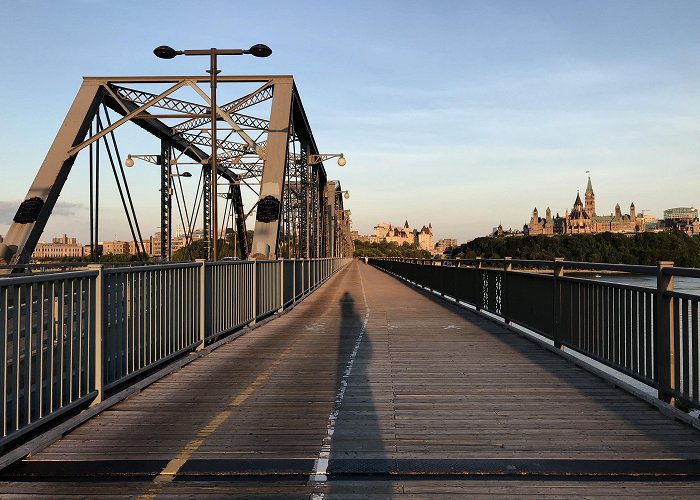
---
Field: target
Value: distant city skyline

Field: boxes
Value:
[1,1,699,244]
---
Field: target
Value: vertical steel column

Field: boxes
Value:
[202,162,211,259]
[311,167,319,257]
[160,141,171,261]
[299,148,309,258]
[229,174,248,260]
[209,49,219,262]
[250,78,294,259]
[325,182,335,259]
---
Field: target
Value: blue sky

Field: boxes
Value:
[0,0,698,243]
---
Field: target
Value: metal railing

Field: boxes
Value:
[0,257,351,448]
[0,270,98,446]
[370,257,700,411]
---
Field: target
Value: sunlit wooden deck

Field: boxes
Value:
[2,260,700,497]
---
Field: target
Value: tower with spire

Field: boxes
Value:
[584,174,595,216]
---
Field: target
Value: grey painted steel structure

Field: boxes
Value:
[371,258,700,411]
[0,75,349,267]
[0,257,350,449]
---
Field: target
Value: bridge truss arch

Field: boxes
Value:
[0,75,351,266]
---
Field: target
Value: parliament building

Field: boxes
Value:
[525,176,644,236]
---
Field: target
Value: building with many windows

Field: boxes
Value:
[32,234,85,260]
[662,207,699,235]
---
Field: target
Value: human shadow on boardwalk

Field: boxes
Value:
[324,289,393,496]
[377,269,700,462]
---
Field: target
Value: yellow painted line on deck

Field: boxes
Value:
[139,339,300,499]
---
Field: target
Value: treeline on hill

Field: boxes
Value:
[353,240,433,258]
[450,231,700,267]
[40,253,149,263]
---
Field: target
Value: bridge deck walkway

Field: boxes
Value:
[1,260,700,497]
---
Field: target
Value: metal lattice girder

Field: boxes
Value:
[177,132,250,155]
[111,85,209,115]
[226,112,269,131]
[175,82,273,132]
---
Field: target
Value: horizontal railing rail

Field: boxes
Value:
[0,257,352,449]
[370,257,700,412]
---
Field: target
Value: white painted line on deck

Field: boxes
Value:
[310,263,371,490]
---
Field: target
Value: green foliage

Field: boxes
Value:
[99,253,147,263]
[451,232,700,267]
[353,240,433,258]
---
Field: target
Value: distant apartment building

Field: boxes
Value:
[101,240,130,255]
[662,207,699,235]
[128,238,153,256]
[435,238,458,254]
[151,230,195,258]
[32,234,85,259]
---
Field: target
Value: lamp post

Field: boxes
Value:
[307,153,346,167]
[153,44,272,261]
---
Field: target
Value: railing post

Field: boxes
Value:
[88,264,103,407]
[278,260,284,313]
[475,257,483,311]
[503,257,512,326]
[196,259,206,350]
[292,258,297,304]
[250,259,257,326]
[656,260,675,405]
[553,258,565,350]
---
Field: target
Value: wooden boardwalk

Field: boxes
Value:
[1,260,700,497]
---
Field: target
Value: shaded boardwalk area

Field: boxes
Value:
[2,261,700,497]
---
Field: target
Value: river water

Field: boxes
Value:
[577,273,700,296]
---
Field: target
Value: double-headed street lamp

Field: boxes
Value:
[154,44,272,261]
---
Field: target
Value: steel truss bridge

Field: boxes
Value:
[0,74,352,267]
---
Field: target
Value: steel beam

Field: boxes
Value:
[160,140,171,261]
[250,78,293,259]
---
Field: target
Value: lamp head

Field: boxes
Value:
[125,155,135,168]
[154,45,181,59]
[180,172,193,178]
[344,191,350,199]
[247,44,272,57]
[337,154,346,167]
